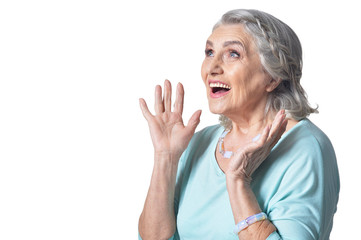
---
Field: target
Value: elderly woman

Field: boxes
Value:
[138,9,339,240]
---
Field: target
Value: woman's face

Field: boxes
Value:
[201,24,275,119]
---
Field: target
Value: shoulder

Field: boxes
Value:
[175,124,224,191]
[190,124,224,143]
[182,124,223,157]
[274,118,335,160]
[296,119,333,148]
[262,119,339,239]
[178,124,222,168]
[264,119,339,188]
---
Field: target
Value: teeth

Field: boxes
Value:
[209,82,231,89]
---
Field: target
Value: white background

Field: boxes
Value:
[0,0,360,239]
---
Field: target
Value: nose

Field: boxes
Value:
[208,55,224,76]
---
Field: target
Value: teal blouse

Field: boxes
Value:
[139,119,340,240]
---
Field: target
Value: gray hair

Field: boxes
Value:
[213,9,318,129]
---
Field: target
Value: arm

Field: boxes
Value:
[138,153,179,239]
[226,179,277,239]
[138,80,201,240]
[226,110,287,240]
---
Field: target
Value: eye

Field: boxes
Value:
[229,50,240,58]
[205,49,214,57]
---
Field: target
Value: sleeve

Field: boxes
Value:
[266,231,282,240]
[265,138,339,240]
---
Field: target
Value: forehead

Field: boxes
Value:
[207,24,254,49]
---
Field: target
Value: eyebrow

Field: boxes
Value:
[223,40,244,48]
[206,40,245,49]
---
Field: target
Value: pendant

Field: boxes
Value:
[218,129,234,159]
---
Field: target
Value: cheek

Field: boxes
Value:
[228,68,263,100]
[201,60,208,83]
[226,66,248,91]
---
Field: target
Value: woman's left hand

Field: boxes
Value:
[225,110,288,184]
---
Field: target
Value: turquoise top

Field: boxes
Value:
[139,119,340,240]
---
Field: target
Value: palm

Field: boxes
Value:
[139,80,201,159]
[226,110,288,183]
[149,112,189,154]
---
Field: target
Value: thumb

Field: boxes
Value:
[186,110,202,134]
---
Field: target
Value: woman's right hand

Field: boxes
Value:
[139,80,202,162]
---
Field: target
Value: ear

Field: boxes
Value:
[266,77,282,92]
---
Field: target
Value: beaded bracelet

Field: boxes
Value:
[233,212,267,234]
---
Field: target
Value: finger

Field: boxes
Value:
[267,110,286,142]
[186,110,202,134]
[163,79,172,112]
[256,124,271,145]
[268,119,288,150]
[139,98,153,121]
[274,118,287,140]
[154,85,164,114]
[268,114,288,149]
[282,118,289,130]
[174,82,184,115]
[279,118,288,136]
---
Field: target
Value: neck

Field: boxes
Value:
[227,109,276,140]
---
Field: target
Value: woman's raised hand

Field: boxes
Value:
[226,110,288,184]
[139,80,202,162]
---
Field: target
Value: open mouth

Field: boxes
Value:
[210,82,231,94]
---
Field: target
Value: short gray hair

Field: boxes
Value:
[214,9,318,129]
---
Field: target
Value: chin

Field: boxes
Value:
[206,91,233,115]
[208,102,227,115]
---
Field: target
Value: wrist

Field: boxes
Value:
[153,152,180,183]
[154,151,181,165]
[226,173,252,187]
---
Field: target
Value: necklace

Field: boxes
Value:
[218,129,262,159]
[218,129,233,158]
